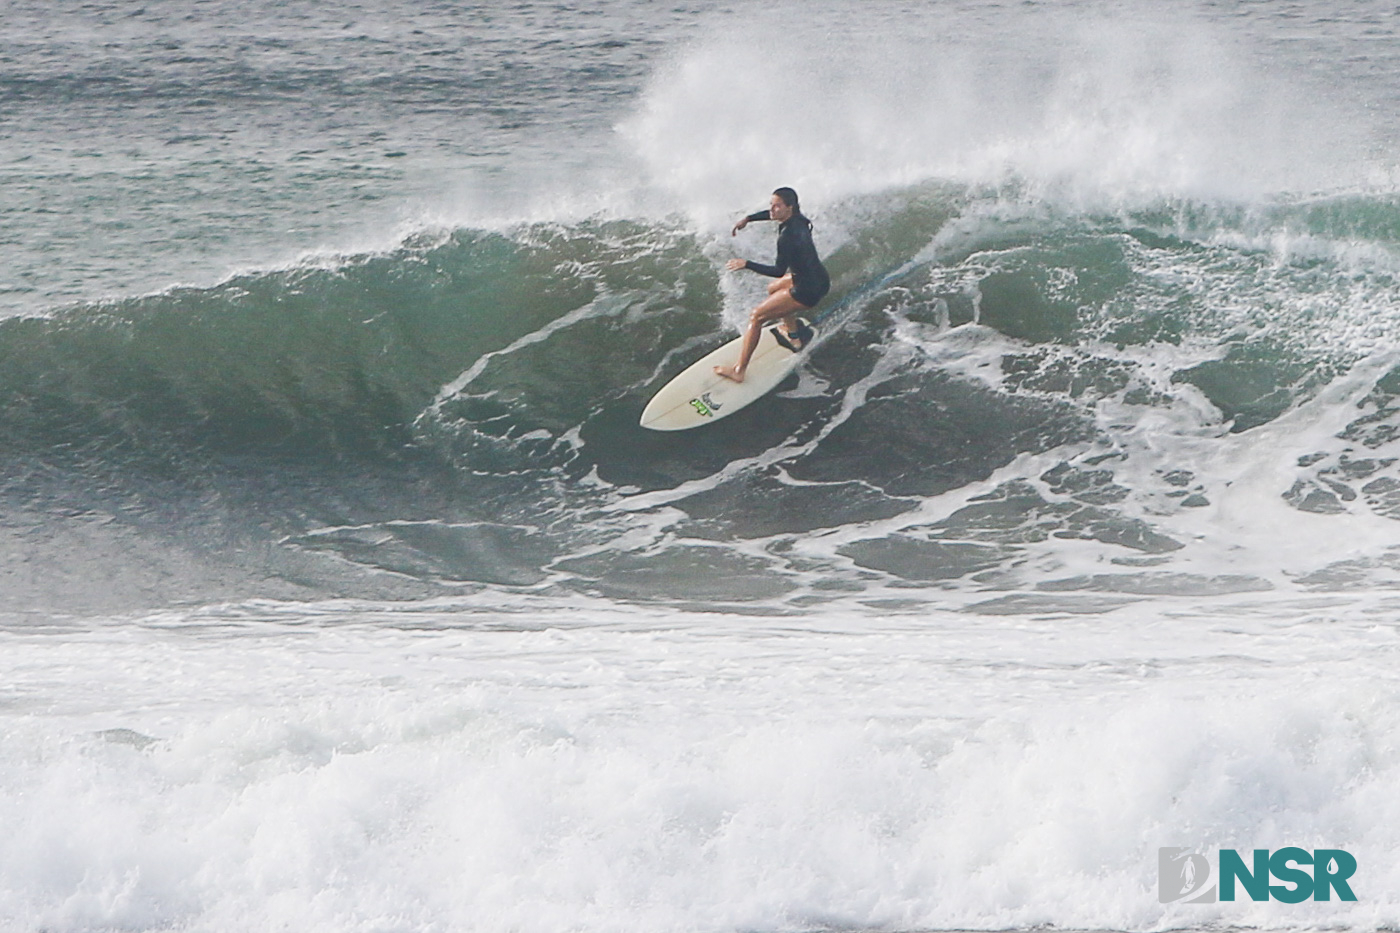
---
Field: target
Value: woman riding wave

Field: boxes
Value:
[714,186,830,383]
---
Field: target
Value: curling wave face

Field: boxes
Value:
[7,182,1400,615]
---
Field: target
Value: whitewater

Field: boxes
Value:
[3,0,1400,931]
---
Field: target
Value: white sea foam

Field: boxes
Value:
[1,601,1397,932]
[620,4,1381,225]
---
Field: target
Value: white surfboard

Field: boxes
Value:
[639,320,816,431]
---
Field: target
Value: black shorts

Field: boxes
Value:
[791,277,829,309]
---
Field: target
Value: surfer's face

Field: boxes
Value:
[769,193,794,222]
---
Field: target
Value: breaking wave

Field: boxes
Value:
[6,180,1400,614]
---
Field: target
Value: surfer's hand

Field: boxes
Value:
[726,258,747,271]
[731,217,749,235]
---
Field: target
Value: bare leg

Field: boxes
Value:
[768,277,800,339]
[714,287,808,383]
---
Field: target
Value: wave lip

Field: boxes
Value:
[623,5,1384,221]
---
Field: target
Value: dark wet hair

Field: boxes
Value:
[772,186,812,229]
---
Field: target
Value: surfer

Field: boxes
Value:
[714,187,830,383]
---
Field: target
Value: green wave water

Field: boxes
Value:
[6,184,1400,615]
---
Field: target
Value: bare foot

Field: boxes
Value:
[713,364,745,383]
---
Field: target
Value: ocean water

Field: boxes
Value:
[3,0,1400,930]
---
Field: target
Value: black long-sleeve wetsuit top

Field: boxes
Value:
[742,209,831,308]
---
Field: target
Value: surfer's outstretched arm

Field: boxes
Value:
[726,256,786,277]
[731,208,771,236]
